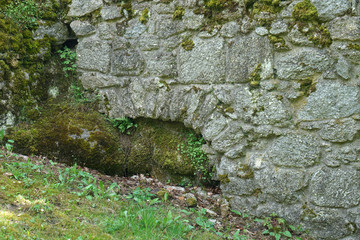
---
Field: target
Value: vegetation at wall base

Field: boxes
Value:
[0,140,311,240]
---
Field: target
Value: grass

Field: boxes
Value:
[0,139,311,240]
[0,146,219,239]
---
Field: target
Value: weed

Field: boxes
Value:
[3,0,45,30]
[255,213,305,240]
[178,131,214,183]
[58,46,77,78]
[108,117,137,135]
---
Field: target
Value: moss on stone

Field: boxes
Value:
[127,119,196,183]
[246,0,283,27]
[185,197,197,207]
[173,6,185,20]
[238,164,254,179]
[181,37,195,51]
[348,43,360,51]
[249,63,262,88]
[290,0,332,48]
[298,78,316,97]
[292,0,319,22]
[7,103,127,175]
[218,174,230,184]
[139,8,149,24]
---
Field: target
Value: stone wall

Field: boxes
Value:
[68,0,360,238]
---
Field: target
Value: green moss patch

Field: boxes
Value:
[292,0,318,22]
[139,8,149,24]
[127,119,197,183]
[246,0,283,27]
[173,6,185,20]
[181,37,195,51]
[7,103,127,175]
[291,0,332,48]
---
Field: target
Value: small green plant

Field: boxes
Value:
[255,213,304,240]
[3,0,45,30]
[108,117,137,135]
[58,46,77,78]
[178,131,214,183]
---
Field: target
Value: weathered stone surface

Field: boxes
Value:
[111,49,145,76]
[68,0,103,17]
[275,48,331,80]
[319,118,360,142]
[220,21,241,38]
[227,33,271,83]
[287,25,314,46]
[221,177,259,196]
[256,167,307,203]
[143,51,177,77]
[336,57,351,80]
[310,167,360,208]
[98,22,117,40]
[153,15,185,39]
[270,20,288,35]
[298,81,360,121]
[302,207,355,239]
[183,11,204,30]
[310,0,351,21]
[178,36,226,84]
[211,124,245,153]
[101,5,122,20]
[255,27,268,36]
[329,16,360,41]
[77,37,111,73]
[202,112,228,141]
[79,72,130,89]
[70,21,96,37]
[267,134,321,168]
[33,22,69,44]
[124,19,147,39]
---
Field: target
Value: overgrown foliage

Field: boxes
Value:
[2,0,43,30]
[108,117,137,135]
[178,131,214,184]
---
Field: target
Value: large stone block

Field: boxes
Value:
[310,167,360,208]
[267,134,321,168]
[178,36,226,84]
[111,49,145,76]
[319,118,360,142]
[256,168,307,203]
[143,51,177,78]
[77,37,111,73]
[329,16,360,41]
[227,33,272,83]
[310,0,351,21]
[298,81,360,121]
[68,0,103,17]
[275,48,331,80]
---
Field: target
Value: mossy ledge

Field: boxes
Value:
[7,107,203,184]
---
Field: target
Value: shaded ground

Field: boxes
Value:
[0,146,311,240]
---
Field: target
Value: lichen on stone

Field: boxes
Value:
[181,37,195,51]
[347,43,360,51]
[249,63,262,88]
[139,8,149,24]
[173,6,185,20]
[218,174,230,183]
